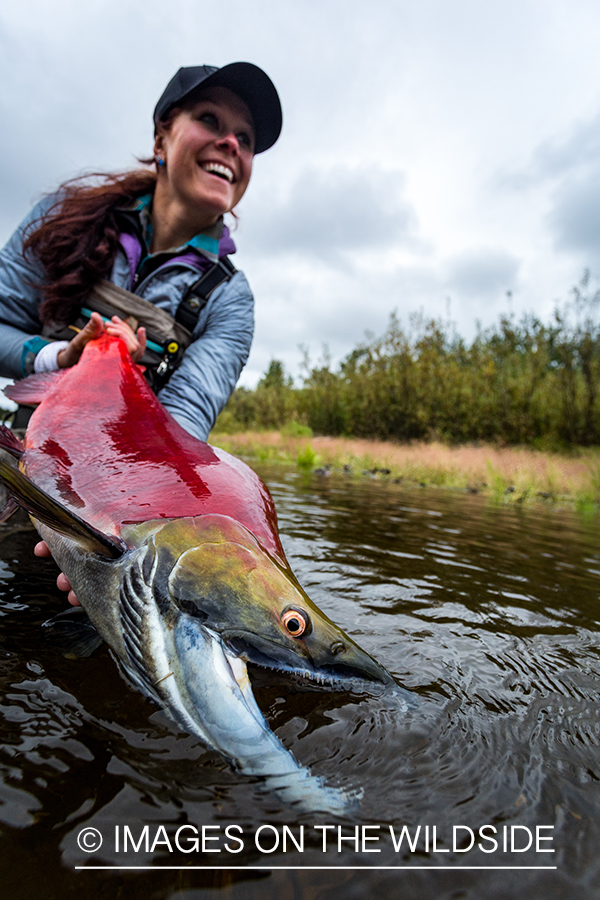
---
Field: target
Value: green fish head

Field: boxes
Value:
[136,514,398,693]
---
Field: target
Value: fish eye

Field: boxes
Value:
[281,607,310,638]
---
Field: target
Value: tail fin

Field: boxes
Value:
[0,425,25,460]
[0,426,24,523]
[0,495,19,524]
[0,459,126,559]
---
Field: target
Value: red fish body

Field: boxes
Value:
[21,334,283,559]
[0,333,401,813]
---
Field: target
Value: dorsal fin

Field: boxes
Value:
[4,370,68,407]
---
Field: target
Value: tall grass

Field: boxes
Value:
[218,273,600,449]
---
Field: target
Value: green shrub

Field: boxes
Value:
[218,273,600,450]
[297,444,318,470]
[281,420,313,438]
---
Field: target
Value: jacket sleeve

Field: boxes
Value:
[0,197,55,379]
[157,270,254,442]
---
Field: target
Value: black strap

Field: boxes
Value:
[175,257,237,332]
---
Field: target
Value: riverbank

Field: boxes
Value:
[209,430,600,513]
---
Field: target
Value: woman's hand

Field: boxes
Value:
[34,540,81,607]
[56,312,147,368]
[105,316,147,363]
[56,311,104,368]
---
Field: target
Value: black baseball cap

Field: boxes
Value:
[153,62,282,154]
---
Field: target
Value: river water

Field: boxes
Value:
[0,463,599,899]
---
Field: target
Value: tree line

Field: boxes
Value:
[216,273,600,448]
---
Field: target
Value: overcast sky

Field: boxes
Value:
[2,0,600,386]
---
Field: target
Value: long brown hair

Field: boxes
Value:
[24,167,157,326]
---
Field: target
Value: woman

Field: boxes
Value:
[0,61,281,437]
[0,62,282,603]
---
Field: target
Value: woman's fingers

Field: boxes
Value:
[106,317,147,363]
[57,571,81,606]
[57,312,104,368]
[54,313,146,369]
[35,542,81,606]
[135,326,147,363]
[34,540,52,558]
[56,572,72,591]
[67,590,81,607]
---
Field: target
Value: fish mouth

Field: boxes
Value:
[158,613,362,811]
[120,602,404,811]
[147,515,402,698]
[221,631,398,696]
[151,612,287,768]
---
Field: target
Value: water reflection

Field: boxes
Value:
[0,469,599,898]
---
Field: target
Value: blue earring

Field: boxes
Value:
[155,156,165,167]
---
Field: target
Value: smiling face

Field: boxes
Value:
[153,86,255,232]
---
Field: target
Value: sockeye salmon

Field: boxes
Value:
[0,334,409,812]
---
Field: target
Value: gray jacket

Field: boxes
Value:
[0,195,254,441]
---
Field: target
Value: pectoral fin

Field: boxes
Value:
[43,607,104,658]
[0,459,126,559]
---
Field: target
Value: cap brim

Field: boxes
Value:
[157,62,282,154]
[198,62,282,154]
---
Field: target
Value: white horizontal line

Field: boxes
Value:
[75,865,558,871]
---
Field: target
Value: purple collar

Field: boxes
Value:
[119,225,237,291]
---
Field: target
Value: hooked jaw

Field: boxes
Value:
[164,613,360,812]
[117,514,409,811]
[221,628,397,694]
[155,515,400,696]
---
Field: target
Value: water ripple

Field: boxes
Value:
[1,473,600,896]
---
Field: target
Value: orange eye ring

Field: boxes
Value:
[281,607,310,638]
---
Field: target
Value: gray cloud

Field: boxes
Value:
[238,257,445,386]
[242,166,420,265]
[446,247,520,298]
[549,169,600,263]
[497,108,600,267]
[538,113,600,264]
[532,111,600,180]
[2,0,599,387]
